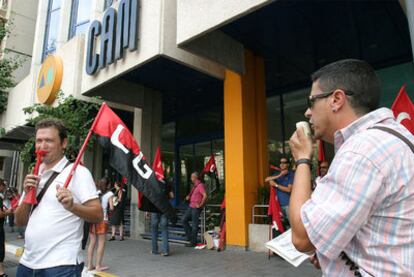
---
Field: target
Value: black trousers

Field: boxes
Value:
[0,225,4,262]
[82,222,90,250]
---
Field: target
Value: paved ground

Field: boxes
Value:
[5,232,321,277]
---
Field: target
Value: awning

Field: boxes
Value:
[0,125,35,151]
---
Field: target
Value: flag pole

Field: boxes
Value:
[63,102,106,188]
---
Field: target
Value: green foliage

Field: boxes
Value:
[20,92,100,165]
[0,21,23,113]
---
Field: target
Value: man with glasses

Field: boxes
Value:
[288,59,414,276]
[313,161,329,190]
[265,157,294,223]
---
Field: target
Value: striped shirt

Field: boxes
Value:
[301,108,414,276]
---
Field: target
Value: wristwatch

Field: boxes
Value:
[295,158,312,168]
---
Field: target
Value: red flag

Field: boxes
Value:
[152,147,164,181]
[202,154,218,176]
[391,85,414,135]
[267,187,285,233]
[270,164,281,172]
[317,140,326,176]
[138,147,165,211]
[90,103,171,214]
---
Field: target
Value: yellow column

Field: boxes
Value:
[224,50,268,247]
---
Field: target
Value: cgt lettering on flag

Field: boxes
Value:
[92,103,171,214]
[110,124,153,180]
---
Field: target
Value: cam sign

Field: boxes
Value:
[86,0,139,75]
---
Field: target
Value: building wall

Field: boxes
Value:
[176,0,274,45]
[1,0,38,83]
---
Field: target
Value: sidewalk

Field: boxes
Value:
[5,232,320,277]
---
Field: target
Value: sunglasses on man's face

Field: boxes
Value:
[307,90,354,110]
[280,161,289,164]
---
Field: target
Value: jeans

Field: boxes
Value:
[151,212,169,254]
[182,207,201,244]
[16,263,83,277]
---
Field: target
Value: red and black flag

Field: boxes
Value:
[391,85,414,135]
[201,154,220,190]
[138,147,167,212]
[268,187,285,233]
[202,154,217,176]
[91,103,171,214]
[152,147,165,181]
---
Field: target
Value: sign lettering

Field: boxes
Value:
[86,0,139,75]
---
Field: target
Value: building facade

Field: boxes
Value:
[1,0,414,249]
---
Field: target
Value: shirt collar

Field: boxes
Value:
[334,108,394,152]
[39,156,69,175]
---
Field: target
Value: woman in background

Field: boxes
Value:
[109,181,127,241]
[9,188,24,239]
[87,178,114,272]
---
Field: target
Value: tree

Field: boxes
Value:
[20,93,100,165]
[0,20,22,113]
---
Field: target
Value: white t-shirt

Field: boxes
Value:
[101,191,114,221]
[20,156,98,269]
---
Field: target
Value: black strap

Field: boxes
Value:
[31,161,71,212]
[370,126,414,153]
[340,252,362,277]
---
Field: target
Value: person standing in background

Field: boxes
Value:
[182,172,207,247]
[0,179,12,277]
[109,181,127,241]
[265,156,294,223]
[87,178,114,271]
[9,188,24,239]
[150,181,174,256]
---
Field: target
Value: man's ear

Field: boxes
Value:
[330,89,347,111]
[62,137,68,151]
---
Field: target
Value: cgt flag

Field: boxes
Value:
[201,154,220,190]
[268,186,285,233]
[391,85,414,135]
[92,103,171,214]
[152,147,164,181]
[202,154,218,177]
[138,147,166,212]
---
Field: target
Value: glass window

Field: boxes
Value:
[43,0,61,59]
[104,0,114,9]
[69,0,92,38]
[51,0,61,10]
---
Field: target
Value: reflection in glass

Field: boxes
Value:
[51,0,61,10]
[70,0,92,38]
[43,0,61,59]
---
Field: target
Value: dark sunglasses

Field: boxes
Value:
[280,161,289,164]
[307,90,354,109]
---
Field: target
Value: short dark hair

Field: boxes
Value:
[192,171,200,180]
[35,118,68,142]
[311,59,381,115]
[99,177,109,193]
[280,155,290,166]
